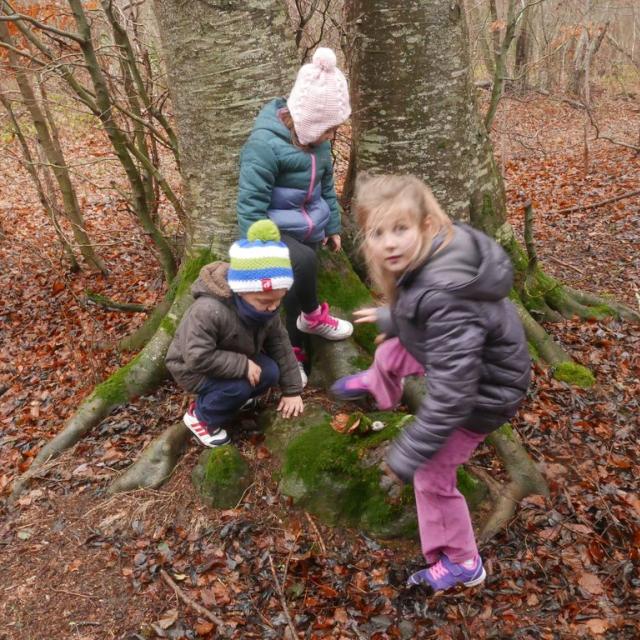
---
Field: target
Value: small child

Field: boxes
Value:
[237,47,354,385]
[331,175,531,591]
[166,220,304,447]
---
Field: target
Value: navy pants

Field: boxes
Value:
[195,353,279,433]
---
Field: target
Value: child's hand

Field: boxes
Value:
[277,395,304,419]
[353,307,379,324]
[246,360,262,387]
[323,234,342,252]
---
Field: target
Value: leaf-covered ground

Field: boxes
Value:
[0,94,639,639]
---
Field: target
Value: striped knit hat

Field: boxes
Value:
[227,220,293,293]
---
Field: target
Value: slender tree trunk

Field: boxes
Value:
[0,20,107,273]
[0,90,79,271]
[67,0,177,282]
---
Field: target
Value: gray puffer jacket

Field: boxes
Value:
[166,262,302,396]
[383,224,531,483]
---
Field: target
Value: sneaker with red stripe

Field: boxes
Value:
[183,402,230,447]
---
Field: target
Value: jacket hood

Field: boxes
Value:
[252,98,291,142]
[191,262,232,300]
[404,224,513,302]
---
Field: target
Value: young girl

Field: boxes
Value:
[166,220,304,447]
[331,175,531,591]
[237,47,353,385]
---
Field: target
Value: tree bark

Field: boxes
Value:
[153,0,300,254]
[345,0,505,231]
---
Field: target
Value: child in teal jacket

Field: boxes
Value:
[236,48,353,385]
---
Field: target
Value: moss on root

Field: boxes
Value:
[174,248,217,299]
[192,445,251,509]
[94,354,141,405]
[553,362,595,388]
[281,411,483,537]
[282,412,414,535]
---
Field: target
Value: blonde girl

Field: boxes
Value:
[331,174,531,591]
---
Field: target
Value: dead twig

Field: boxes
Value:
[305,512,327,554]
[267,552,300,640]
[548,188,640,216]
[546,256,584,275]
[160,569,224,628]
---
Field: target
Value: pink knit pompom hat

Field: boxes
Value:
[287,47,351,145]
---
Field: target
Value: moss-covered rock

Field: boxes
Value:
[192,445,252,509]
[553,361,595,388]
[280,411,418,538]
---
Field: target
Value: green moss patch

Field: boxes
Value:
[281,412,416,537]
[192,445,252,509]
[553,362,595,388]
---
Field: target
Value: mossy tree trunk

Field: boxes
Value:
[10,0,302,502]
[344,0,638,382]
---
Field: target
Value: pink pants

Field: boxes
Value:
[363,338,485,563]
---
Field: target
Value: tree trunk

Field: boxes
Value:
[346,0,505,232]
[0,20,107,273]
[9,0,304,501]
[153,0,299,254]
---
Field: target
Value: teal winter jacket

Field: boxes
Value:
[236,98,341,242]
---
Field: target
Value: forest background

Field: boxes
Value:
[0,0,639,638]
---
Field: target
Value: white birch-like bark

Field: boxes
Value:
[346,0,506,231]
[153,0,300,254]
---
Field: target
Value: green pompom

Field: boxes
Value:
[247,219,281,242]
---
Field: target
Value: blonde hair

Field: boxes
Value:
[353,174,454,301]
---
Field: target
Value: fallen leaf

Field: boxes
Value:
[578,572,604,595]
[157,608,178,630]
[585,619,609,635]
[194,621,215,635]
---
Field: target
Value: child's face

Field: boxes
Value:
[366,214,423,275]
[240,289,287,312]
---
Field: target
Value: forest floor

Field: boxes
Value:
[0,90,639,640]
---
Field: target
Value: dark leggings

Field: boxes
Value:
[280,234,319,349]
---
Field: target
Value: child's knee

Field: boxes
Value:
[374,337,403,366]
[260,357,280,387]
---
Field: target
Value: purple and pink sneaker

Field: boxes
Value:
[330,372,371,402]
[407,555,486,591]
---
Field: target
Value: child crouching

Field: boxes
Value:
[166,220,304,447]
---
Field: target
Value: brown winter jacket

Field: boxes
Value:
[165,262,302,396]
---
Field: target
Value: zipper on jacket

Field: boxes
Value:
[301,153,316,241]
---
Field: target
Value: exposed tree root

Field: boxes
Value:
[9,251,212,504]
[479,425,549,542]
[118,295,173,352]
[9,331,172,505]
[108,421,191,494]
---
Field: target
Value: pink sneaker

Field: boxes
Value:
[296,302,353,341]
[292,347,308,387]
[183,402,230,447]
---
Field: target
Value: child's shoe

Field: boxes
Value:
[183,402,230,447]
[296,302,353,341]
[407,555,486,591]
[293,347,308,387]
[330,372,371,401]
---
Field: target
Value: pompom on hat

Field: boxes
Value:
[227,220,294,293]
[287,47,351,145]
